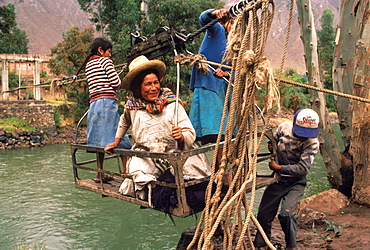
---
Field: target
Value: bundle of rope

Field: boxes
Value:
[185,0,280,249]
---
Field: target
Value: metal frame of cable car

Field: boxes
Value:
[71,0,278,217]
[71,130,278,218]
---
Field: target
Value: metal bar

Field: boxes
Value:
[74,109,89,143]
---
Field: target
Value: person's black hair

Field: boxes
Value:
[131,69,161,99]
[74,38,113,78]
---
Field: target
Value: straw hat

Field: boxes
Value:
[122,55,166,90]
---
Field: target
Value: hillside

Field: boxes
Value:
[3,0,94,55]
[4,0,339,72]
[227,0,340,71]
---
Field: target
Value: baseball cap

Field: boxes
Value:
[293,109,319,138]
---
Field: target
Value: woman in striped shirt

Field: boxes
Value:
[76,37,131,183]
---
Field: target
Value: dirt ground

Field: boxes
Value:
[266,202,370,249]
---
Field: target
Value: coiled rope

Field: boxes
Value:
[185,1,280,249]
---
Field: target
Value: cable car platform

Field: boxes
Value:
[71,141,278,218]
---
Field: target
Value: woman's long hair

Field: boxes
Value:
[74,37,113,77]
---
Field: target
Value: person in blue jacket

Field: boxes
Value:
[189,8,233,167]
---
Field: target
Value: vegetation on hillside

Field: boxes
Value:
[0,2,29,92]
[48,26,95,76]
[44,2,335,126]
[0,3,29,53]
[317,8,336,112]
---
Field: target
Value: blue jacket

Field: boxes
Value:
[189,9,228,94]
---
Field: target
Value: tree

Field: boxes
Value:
[0,3,28,53]
[77,0,224,62]
[317,8,336,111]
[333,0,370,204]
[48,26,94,76]
[296,0,343,191]
[48,26,94,124]
[278,69,310,112]
[77,0,144,63]
[317,9,335,79]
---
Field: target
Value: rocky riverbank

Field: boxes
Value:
[0,125,86,150]
[0,111,338,150]
[0,100,83,149]
[0,130,45,149]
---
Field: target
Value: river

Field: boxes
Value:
[0,129,334,249]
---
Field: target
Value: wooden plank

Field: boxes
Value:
[75,178,194,218]
[75,175,277,218]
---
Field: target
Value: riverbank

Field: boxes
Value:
[263,201,370,249]
[0,110,338,150]
[0,125,86,149]
[0,100,87,149]
[178,190,370,249]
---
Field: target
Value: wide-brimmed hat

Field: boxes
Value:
[293,109,319,138]
[122,55,166,90]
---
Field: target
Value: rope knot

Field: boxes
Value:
[174,54,210,74]
[233,158,240,166]
[192,54,210,75]
[243,50,256,66]
[254,56,273,86]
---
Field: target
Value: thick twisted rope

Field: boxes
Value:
[277,0,294,81]
[175,54,370,104]
[186,1,279,249]
[277,78,370,103]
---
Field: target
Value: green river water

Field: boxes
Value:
[0,125,337,249]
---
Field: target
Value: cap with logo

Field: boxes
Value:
[293,109,319,138]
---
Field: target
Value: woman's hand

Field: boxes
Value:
[211,9,229,22]
[172,126,184,142]
[104,138,121,155]
[213,68,229,78]
[172,125,184,150]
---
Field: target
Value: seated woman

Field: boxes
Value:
[104,55,211,202]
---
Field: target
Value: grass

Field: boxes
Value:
[0,118,36,133]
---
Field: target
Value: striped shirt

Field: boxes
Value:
[274,121,320,178]
[85,56,121,102]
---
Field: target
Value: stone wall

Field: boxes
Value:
[0,100,56,132]
[0,129,45,149]
[0,100,56,149]
[0,100,87,149]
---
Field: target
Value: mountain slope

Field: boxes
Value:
[227,0,340,71]
[4,0,94,55]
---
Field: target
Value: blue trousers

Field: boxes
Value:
[254,178,306,248]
